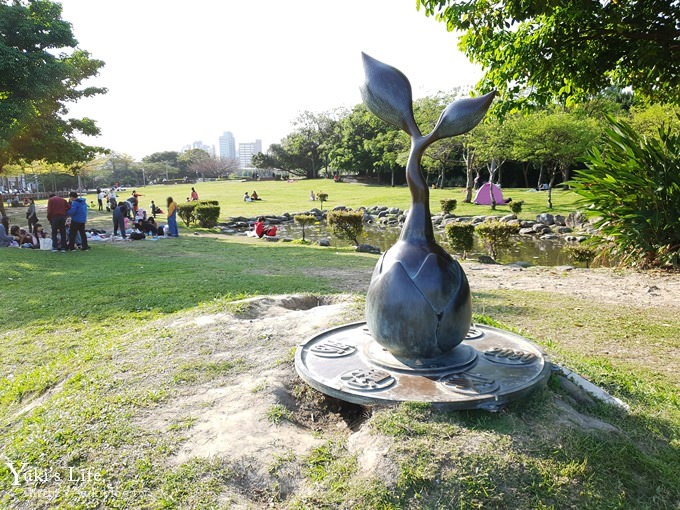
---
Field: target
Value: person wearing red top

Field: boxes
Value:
[190,187,199,201]
[253,216,277,238]
[47,193,69,251]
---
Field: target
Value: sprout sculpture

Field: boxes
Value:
[361,53,496,359]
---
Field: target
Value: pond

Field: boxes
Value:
[277,223,573,266]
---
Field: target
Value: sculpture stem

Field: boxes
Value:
[400,136,434,243]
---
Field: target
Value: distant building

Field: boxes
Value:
[239,139,262,170]
[182,140,215,157]
[219,131,236,161]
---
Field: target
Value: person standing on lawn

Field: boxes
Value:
[47,193,69,252]
[66,191,89,251]
[25,198,38,233]
[166,196,179,237]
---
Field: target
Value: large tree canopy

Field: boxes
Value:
[418,0,680,109]
[0,0,106,176]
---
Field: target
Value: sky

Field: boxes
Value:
[58,0,482,160]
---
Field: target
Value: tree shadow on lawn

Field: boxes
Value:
[0,236,372,327]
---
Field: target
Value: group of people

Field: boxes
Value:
[243,190,261,202]
[0,192,90,251]
[112,195,179,239]
[0,216,47,249]
[45,191,91,251]
[1,189,183,250]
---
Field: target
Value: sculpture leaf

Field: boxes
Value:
[360,52,420,137]
[429,91,496,142]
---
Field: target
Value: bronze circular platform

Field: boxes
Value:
[295,322,551,411]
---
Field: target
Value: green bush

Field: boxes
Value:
[563,243,597,268]
[570,116,680,269]
[327,210,364,245]
[317,193,328,209]
[195,204,220,228]
[177,203,198,227]
[294,214,316,242]
[475,220,519,260]
[177,200,220,227]
[509,200,524,214]
[444,222,475,258]
[440,198,457,214]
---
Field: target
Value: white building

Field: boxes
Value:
[219,131,236,161]
[238,139,262,170]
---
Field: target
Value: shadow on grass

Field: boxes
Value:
[0,235,375,327]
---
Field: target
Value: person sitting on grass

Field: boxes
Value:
[136,216,158,237]
[251,190,261,200]
[28,223,47,248]
[253,216,277,238]
[0,217,17,247]
[10,225,33,248]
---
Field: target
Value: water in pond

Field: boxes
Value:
[277,223,573,266]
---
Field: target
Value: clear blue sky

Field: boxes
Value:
[59,0,482,160]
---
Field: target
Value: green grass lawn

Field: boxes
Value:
[3,180,583,229]
[1,185,677,509]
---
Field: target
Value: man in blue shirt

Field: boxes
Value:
[66,191,89,251]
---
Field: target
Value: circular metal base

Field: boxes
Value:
[295,322,551,411]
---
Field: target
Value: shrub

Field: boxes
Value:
[570,116,680,269]
[177,200,220,227]
[444,222,475,258]
[317,193,328,209]
[177,203,198,226]
[294,214,316,242]
[440,198,457,214]
[563,244,597,268]
[475,220,518,260]
[195,204,220,228]
[509,200,524,214]
[327,210,364,245]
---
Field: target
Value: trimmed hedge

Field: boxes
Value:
[440,199,457,214]
[327,210,364,245]
[195,204,220,228]
[177,200,220,227]
[475,220,519,260]
[445,222,475,258]
[294,214,316,242]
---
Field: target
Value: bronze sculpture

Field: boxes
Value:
[294,53,549,411]
[361,53,495,359]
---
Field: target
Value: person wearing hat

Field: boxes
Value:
[66,191,90,251]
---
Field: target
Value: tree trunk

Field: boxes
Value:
[548,170,558,209]
[522,164,529,188]
[463,147,475,203]
[537,164,545,189]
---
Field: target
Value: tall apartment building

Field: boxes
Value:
[219,131,236,160]
[238,139,262,169]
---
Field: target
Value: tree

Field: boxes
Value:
[511,111,600,208]
[330,104,399,181]
[0,0,106,216]
[100,153,138,187]
[177,149,210,180]
[189,156,237,179]
[418,0,680,109]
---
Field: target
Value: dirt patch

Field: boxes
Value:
[129,265,679,506]
[463,263,680,310]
